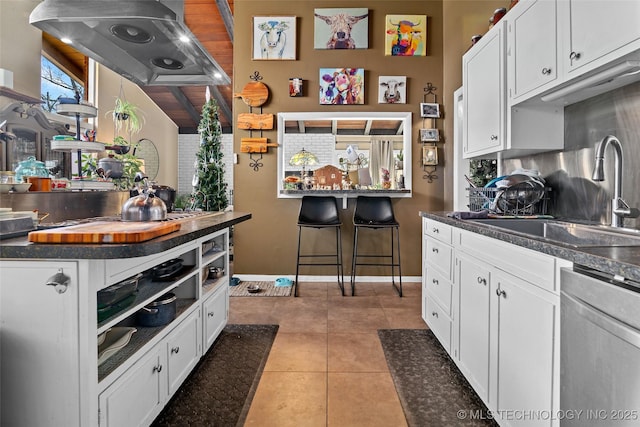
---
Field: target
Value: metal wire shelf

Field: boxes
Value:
[467,186,551,216]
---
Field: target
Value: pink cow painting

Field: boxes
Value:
[314,8,369,49]
[385,15,427,56]
[319,68,364,105]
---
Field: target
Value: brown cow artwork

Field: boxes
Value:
[314,8,369,49]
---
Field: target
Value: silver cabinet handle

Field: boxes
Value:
[496,288,507,298]
[153,364,163,373]
[208,312,215,317]
[432,248,439,253]
[431,311,439,318]
[171,346,180,354]
[569,51,581,60]
[542,67,552,75]
[477,277,487,286]
[432,278,439,285]
[45,269,70,294]
[432,227,439,233]
[490,135,498,141]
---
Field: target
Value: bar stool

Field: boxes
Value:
[295,196,344,297]
[350,196,402,296]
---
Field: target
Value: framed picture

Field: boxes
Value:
[385,15,427,56]
[378,76,406,104]
[314,8,369,49]
[423,146,438,166]
[319,68,365,105]
[420,102,440,118]
[252,16,297,60]
[420,128,439,142]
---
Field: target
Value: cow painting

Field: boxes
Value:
[253,17,296,60]
[319,68,365,105]
[378,76,407,104]
[314,8,368,49]
[385,15,427,56]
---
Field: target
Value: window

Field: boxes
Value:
[40,55,85,113]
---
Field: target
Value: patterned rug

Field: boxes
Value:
[378,329,498,427]
[229,280,292,297]
[152,324,278,427]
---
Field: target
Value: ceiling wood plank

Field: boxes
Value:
[169,87,201,124]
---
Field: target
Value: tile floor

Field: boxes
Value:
[229,280,427,427]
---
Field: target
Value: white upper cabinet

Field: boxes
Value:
[508,0,559,103]
[560,0,640,78]
[463,21,506,158]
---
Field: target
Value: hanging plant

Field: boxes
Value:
[106,97,145,136]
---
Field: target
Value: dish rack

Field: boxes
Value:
[467,186,551,216]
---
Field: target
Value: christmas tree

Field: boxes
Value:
[191,90,228,211]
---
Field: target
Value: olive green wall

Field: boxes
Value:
[233,0,446,277]
[232,0,508,277]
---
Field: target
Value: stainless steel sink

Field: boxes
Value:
[470,219,640,247]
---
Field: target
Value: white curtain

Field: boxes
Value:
[369,139,394,186]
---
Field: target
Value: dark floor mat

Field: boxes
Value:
[152,324,278,427]
[378,329,498,427]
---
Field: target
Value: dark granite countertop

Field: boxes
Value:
[0,211,251,260]
[420,211,640,283]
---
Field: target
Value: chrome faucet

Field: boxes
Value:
[591,135,640,227]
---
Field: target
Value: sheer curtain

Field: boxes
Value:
[369,139,394,186]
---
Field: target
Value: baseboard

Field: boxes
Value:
[233,274,421,283]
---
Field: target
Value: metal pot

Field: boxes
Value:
[151,184,176,213]
[98,157,124,178]
[121,192,167,221]
[136,292,176,327]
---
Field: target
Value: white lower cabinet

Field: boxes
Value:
[203,284,228,350]
[99,346,165,427]
[490,271,557,426]
[167,308,202,395]
[0,227,231,427]
[456,252,491,403]
[422,218,567,427]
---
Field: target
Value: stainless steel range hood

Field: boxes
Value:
[29,0,230,86]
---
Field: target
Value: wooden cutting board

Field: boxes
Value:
[233,81,269,107]
[28,221,181,244]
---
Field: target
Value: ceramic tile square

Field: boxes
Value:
[244,372,327,427]
[264,332,328,372]
[328,307,390,333]
[328,372,408,427]
[328,332,389,372]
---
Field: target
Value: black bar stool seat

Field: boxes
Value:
[351,196,402,296]
[295,196,344,297]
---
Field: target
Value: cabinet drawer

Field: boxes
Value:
[425,297,452,352]
[425,238,453,280]
[426,266,452,315]
[424,218,453,245]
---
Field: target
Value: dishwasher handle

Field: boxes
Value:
[562,291,640,349]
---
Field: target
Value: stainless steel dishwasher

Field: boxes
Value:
[561,266,640,426]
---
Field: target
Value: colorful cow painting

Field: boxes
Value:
[314,8,368,49]
[319,68,365,105]
[385,15,427,56]
[252,16,296,60]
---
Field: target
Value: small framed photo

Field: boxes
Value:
[420,102,440,118]
[252,16,297,60]
[420,128,440,142]
[423,146,438,166]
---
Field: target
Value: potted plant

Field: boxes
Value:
[106,97,144,135]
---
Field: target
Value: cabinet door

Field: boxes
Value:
[203,286,228,350]
[492,271,557,426]
[166,309,201,396]
[1,262,81,427]
[563,0,640,76]
[463,23,505,158]
[99,348,165,427]
[455,253,491,403]
[508,0,558,101]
